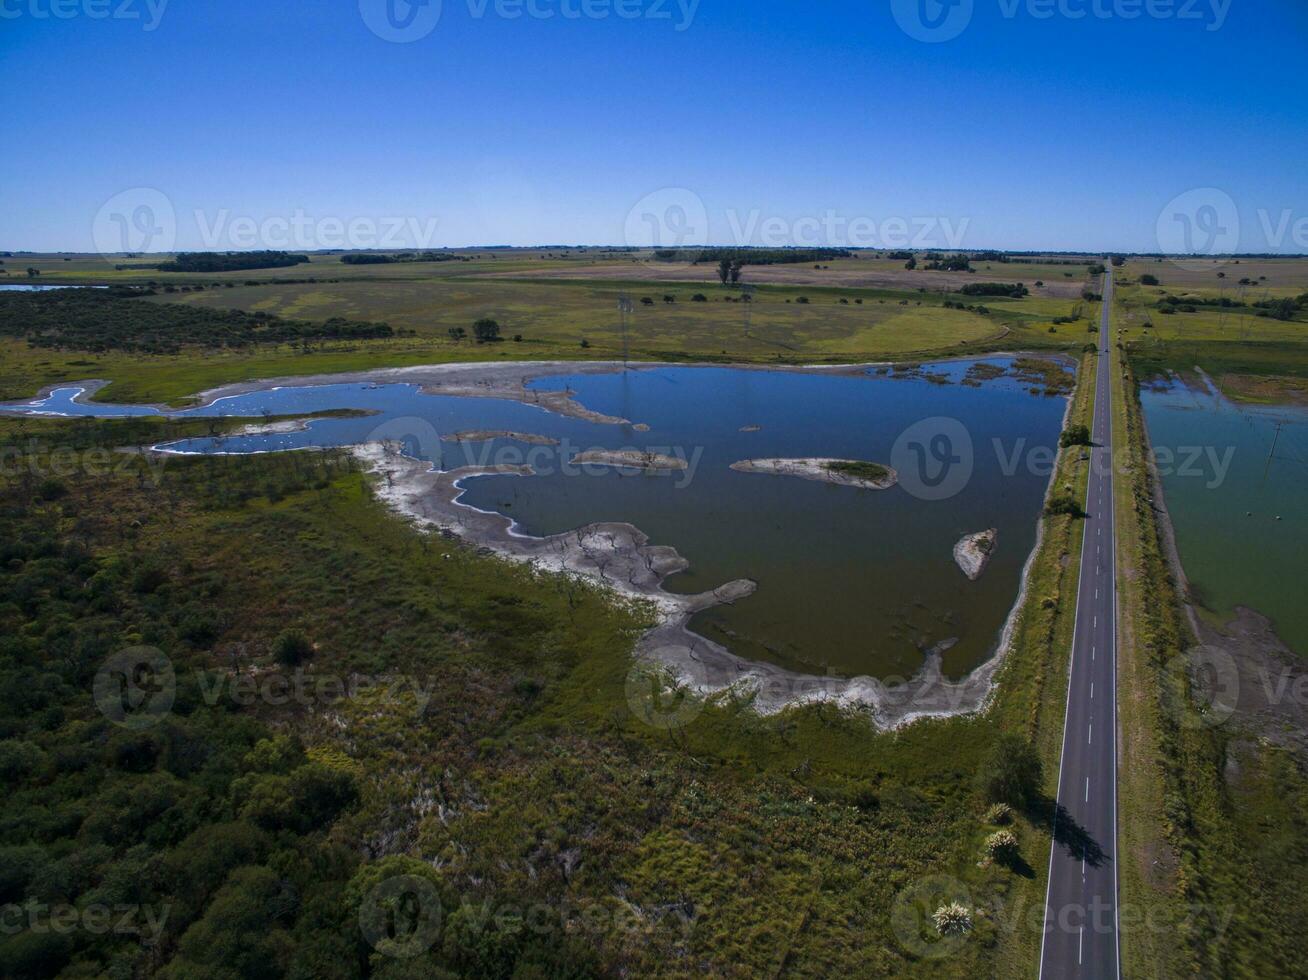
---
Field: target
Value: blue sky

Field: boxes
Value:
[2,0,1305,252]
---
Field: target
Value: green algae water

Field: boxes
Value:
[1140,375,1308,655]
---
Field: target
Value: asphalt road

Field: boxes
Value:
[1038,268,1120,978]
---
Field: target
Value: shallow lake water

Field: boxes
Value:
[0,284,106,291]
[1140,375,1308,655]
[5,359,1069,680]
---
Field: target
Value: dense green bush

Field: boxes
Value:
[0,289,392,354]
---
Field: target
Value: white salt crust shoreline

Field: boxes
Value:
[9,357,1076,727]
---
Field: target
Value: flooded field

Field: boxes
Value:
[1141,374,1308,655]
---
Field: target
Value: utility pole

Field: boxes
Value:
[1262,421,1283,484]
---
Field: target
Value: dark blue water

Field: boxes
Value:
[5,360,1068,679]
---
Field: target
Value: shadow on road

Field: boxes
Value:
[1029,797,1108,869]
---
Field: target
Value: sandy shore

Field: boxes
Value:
[350,440,1025,726]
[954,528,997,580]
[730,457,898,490]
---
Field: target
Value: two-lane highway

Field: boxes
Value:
[1038,267,1120,978]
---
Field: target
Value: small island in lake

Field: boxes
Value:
[442,430,559,445]
[954,528,997,580]
[571,449,687,470]
[729,457,898,490]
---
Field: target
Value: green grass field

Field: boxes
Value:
[0,407,1104,977]
[1,258,1101,405]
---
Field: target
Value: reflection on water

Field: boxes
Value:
[3,360,1069,679]
[1140,374,1308,655]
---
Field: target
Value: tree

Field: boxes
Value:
[447,326,466,341]
[472,318,501,342]
[717,259,731,285]
[1140,273,1159,286]
[1044,494,1086,518]
[271,628,313,667]
[1059,424,1091,448]
[1268,297,1297,321]
[729,261,742,284]
[904,256,917,270]
[978,733,1043,807]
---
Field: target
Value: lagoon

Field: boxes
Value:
[4,358,1069,681]
[1140,374,1308,655]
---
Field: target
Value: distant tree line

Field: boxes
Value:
[155,251,310,273]
[652,248,852,265]
[959,282,1029,298]
[340,252,467,265]
[1154,292,1307,320]
[0,288,393,354]
[923,254,972,272]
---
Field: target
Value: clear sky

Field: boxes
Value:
[2,0,1305,253]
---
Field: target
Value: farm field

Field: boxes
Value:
[0,255,1104,405]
